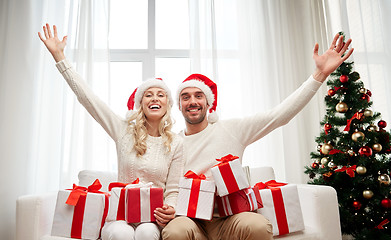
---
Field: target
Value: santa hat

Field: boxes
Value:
[126,78,173,120]
[176,74,218,123]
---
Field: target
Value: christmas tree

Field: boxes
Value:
[305,38,391,239]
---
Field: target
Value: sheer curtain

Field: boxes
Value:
[188,0,331,183]
[0,0,111,239]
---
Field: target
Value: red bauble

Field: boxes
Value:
[353,200,362,210]
[359,146,373,157]
[328,89,336,96]
[361,94,370,102]
[381,198,391,208]
[324,123,332,132]
[340,75,349,83]
[311,162,319,169]
[378,120,387,129]
[366,89,372,97]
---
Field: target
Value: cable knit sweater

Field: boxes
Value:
[180,76,322,178]
[56,59,184,208]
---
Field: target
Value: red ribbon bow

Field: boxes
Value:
[216,154,239,163]
[344,112,364,132]
[335,165,357,178]
[375,219,390,229]
[184,170,206,180]
[254,180,287,190]
[108,178,140,191]
[66,179,104,206]
[329,149,344,155]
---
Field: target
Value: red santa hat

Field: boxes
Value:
[126,78,173,120]
[176,73,218,123]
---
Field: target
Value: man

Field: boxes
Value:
[161,33,353,240]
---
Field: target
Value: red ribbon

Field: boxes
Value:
[215,154,241,194]
[254,181,289,235]
[184,171,206,218]
[344,112,364,132]
[66,179,109,239]
[375,219,390,229]
[335,165,357,178]
[329,149,344,155]
[108,178,140,221]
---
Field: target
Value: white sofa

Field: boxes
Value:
[16,167,342,240]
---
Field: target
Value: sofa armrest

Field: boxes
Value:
[297,184,342,240]
[16,191,57,240]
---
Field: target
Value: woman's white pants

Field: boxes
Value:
[101,220,161,240]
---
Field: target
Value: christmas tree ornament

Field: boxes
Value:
[352,200,362,210]
[321,157,328,165]
[367,124,377,132]
[356,166,367,175]
[351,71,360,80]
[321,143,333,155]
[378,120,387,129]
[351,130,365,142]
[378,174,391,185]
[340,75,349,83]
[359,146,373,157]
[381,198,391,208]
[360,94,370,102]
[363,190,374,199]
[328,161,336,168]
[336,102,348,113]
[311,162,319,169]
[328,89,336,96]
[363,109,373,117]
[366,89,372,97]
[372,143,382,153]
[359,88,366,94]
[324,123,332,134]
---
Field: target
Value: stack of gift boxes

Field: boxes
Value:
[50,154,304,239]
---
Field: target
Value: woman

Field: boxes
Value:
[38,23,183,240]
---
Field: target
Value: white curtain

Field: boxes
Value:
[0,0,111,239]
[188,0,391,183]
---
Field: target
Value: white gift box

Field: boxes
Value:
[176,176,216,220]
[51,189,108,239]
[256,184,305,236]
[211,155,249,196]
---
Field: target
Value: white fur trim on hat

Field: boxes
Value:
[134,78,173,110]
[176,80,215,110]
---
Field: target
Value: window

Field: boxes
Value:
[109,0,190,131]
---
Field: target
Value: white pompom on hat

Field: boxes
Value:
[126,78,173,120]
[176,73,218,123]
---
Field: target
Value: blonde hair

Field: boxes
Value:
[127,104,174,157]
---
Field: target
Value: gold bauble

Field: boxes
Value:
[359,88,367,94]
[352,131,365,142]
[336,102,348,113]
[321,157,328,165]
[356,166,367,175]
[321,143,333,155]
[372,143,382,153]
[367,124,377,132]
[364,109,373,117]
[378,174,391,185]
[363,190,374,199]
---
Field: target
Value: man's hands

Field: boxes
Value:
[38,23,67,62]
[312,33,354,83]
[154,204,175,227]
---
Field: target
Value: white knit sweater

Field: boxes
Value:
[56,59,184,207]
[180,76,322,178]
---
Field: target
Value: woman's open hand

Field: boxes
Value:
[38,23,67,62]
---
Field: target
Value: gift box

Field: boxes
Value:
[215,186,263,217]
[51,179,109,239]
[176,171,216,220]
[211,154,249,196]
[255,181,305,236]
[106,178,139,222]
[125,183,163,223]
